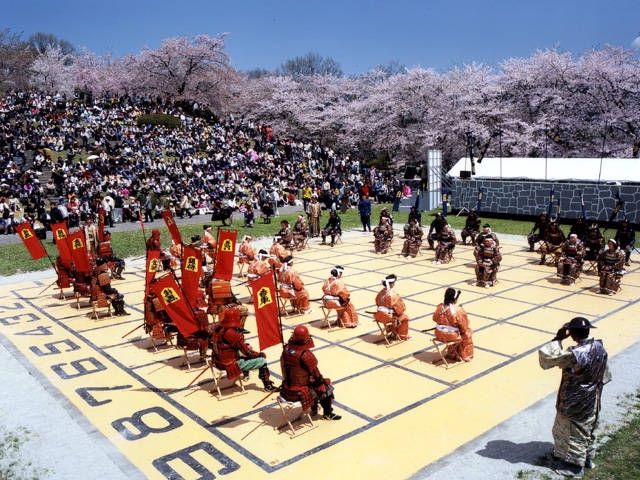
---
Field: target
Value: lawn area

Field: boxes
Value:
[2,204,533,277]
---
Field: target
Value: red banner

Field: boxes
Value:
[251,272,282,350]
[181,245,202,307]
[67,230,91,273]
[15,223,47,261]
[51,222,72,268]
[214,228,238,281]
[145,249,162,297]
[162,209,183,247]
[150,274,199,337]
[98,207,105,242]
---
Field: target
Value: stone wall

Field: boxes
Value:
[449,178,639,224]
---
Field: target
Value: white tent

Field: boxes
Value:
[447,157,640,183]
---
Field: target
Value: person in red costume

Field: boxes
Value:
[146,229,162,251]
[269,235,290,270]
[248,249,272,278]
[374,274,411,340]
[210,307,276,391]
[238,235,256,265]
[321,265,358,327]
[432,287,474,362]
[280,325,342,420]
[202,225,217,265]
[277,255,312,314]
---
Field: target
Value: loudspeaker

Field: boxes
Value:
[460,170,471,179]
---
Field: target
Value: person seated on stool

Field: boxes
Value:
[432,287,473,362]
[460,211,481,245]
[557,233,585,285]
[277,255,313,314]
[597,239,626,295]
[427,212,447,249]
[292,214,309,249]
[539,218,565,265]
[210,307,277,390]
[528,212,549,252]
[432,224,456,264]
[321,210,341,247]
[322,265,359,327]
[401,218,423,258]
[373,216,394,254]
[473,236,502,288]
[279,325,342,420]
[373,274,412,340]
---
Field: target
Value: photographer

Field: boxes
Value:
[538,317,611,478]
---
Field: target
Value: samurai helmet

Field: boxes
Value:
[290,325,314,349]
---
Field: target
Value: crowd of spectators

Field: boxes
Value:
[0,90,404,235]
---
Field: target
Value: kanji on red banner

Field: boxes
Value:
[150,274,199,337]
[67,230,91,273]
[181,245,202,306]
[145,249,161,297]
[251,272,282,350]
[162,209,183,247]
[15,223,47,260]
[51,222,72,267]
[214,228,238,281]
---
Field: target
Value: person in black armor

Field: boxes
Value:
[528,213,549,252]
[279,325,342,420]
[320,210,341,247]
[583,222,604,263]
[460,211,481,245]
[614,219,635,266]
[427,212,447,249]
[569,216,588,243]
[403,206,422,238]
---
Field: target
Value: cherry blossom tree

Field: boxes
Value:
[0,29,34,92]
[342,67,442,162]
[29,44,74,94]
[71,48,109,95]
[134,34,233,106]
[574,47,640,157]
[497,49,579,157]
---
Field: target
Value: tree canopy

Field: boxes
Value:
[2,29,639,168]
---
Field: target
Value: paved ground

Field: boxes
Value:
[1,215,639,480]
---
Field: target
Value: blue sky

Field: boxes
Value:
[5,0,640,75]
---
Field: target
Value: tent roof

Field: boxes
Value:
[447,157,640,183]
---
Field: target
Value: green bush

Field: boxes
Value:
[136,114,181,129]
